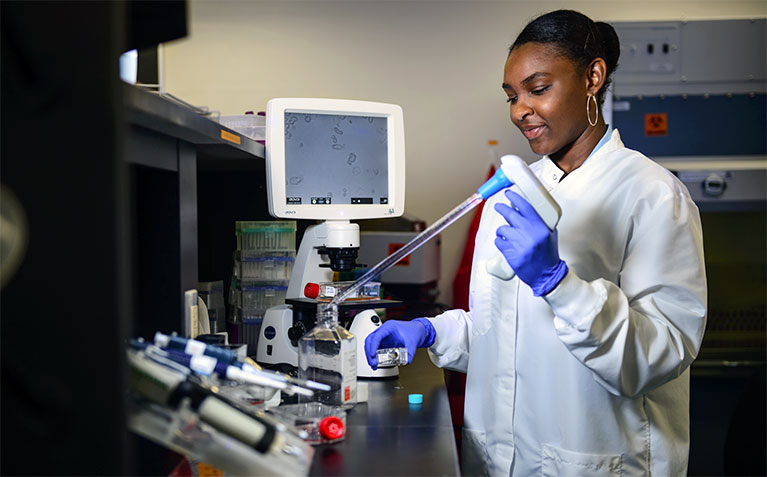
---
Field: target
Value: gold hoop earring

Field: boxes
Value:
[586,94,599,127]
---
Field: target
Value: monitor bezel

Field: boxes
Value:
[266,98,405,220]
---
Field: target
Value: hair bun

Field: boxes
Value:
[595,21,620,74]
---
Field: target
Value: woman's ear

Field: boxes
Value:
[586,58,607,96]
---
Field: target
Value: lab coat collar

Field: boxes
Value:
[539,128,623,188]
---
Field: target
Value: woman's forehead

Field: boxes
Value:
[505,43,577,80]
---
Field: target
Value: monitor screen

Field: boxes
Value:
[284,112,389,206]
[266,98,405,220]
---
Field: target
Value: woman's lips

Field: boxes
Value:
[523,125,545,140]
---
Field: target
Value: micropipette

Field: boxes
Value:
[154,332,241,365]
[131,339,306,394]
[149,334,331,392]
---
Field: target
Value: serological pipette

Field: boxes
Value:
[330,155,527,304]
[329,155,561,305]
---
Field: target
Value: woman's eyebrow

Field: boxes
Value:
[521,72,550,85]
[502,72,551,90]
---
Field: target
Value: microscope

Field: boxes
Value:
[255,98,406,378]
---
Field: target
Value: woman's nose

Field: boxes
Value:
[511,100,533,123]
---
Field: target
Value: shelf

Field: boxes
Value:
[122,83,265,163]
[122,83,272,338]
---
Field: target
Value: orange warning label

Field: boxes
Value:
[220,129,241,145]
[196,462,224,477]
[645,113,668,136]
[388,243,410,266]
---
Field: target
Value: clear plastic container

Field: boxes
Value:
[235,251,295,280]
[268,403,346,445]
[215,377,280,409]
[376,347,408,367]
[219,114,266,141]
[236,221,296,252]
[238,281,288,310]
[304,281,380,302]
[298,303,357,407]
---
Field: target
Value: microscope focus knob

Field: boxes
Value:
[288,322,307,342]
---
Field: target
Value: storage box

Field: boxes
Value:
[231,279,289,311]
[219,114,265,141]
[236,221,296,252]
[235,251,295,280]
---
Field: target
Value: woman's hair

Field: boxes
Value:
[509,10,620,104]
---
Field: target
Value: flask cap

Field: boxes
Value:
[408,393,423,404]
[319,416,345,440]
[304,282,320,299]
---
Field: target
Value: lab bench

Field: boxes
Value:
[123,84,460,475]
[310,348,461,476]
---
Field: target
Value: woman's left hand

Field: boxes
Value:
[494,190,568,296]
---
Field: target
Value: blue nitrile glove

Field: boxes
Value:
[364,318,436,370]
[494,190,568,296]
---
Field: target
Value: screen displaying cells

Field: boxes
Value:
[284,112,388,205]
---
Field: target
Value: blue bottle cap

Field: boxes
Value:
[408,393,423,404]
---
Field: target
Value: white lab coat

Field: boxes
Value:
[426,130,707,476]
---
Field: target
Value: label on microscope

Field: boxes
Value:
[320,285,339,297]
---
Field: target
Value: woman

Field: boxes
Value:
[365,10,707,476]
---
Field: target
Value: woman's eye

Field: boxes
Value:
[506,96,517,104]
[531,86,550,95]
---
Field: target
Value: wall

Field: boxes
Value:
[163,0,766,306]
